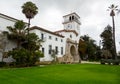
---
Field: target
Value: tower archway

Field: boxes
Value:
[70,45,76,57]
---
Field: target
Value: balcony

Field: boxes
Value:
[41,37,46,42]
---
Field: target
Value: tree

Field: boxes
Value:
[8,48,44,67]
[108,4,119,60]
[1,2,42,67]
[100,25,114,59]
[22,1,38,35]
[51,49,57,62]
[86,39,97,60]
[5,21,43,66]
[78,35,100,61]
[22,33,42,51]
[101,50,112,59]
[78,39,87,60]
[6,20,27,49]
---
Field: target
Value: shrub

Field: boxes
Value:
[0,62,6,67]
[101,59,120,65]
[117,56,120,59]
[7,48,44,67]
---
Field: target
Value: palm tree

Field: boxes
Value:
[21,1,38,35]
[108,4,119,60]
[6,20,27,49]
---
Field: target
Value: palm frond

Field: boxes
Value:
[22,1,38,19]
[115,6,118,8]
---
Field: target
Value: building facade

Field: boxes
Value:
[0,12,81,63]
[0,13,18,62]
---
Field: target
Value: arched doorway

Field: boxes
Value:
[63,38,81,63]
[70,45,76,57]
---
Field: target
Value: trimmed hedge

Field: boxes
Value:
[101,59,120,65]
[0,62,6,67]
[117,56,120,59]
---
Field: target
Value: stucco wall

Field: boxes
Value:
[0,16,16,31]
[30,29,66,61]
[0,15,17,62]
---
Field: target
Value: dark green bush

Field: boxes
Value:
[7,48,44,67]
[0,62,6,67]
[101,59,120,65]
[117,56,120,59]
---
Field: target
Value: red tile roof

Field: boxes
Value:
[54,29,78,36]
[63,12,80,18]
[0,13,27,24]
[30,26,64,38]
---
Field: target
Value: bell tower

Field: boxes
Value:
[62,12,81,35]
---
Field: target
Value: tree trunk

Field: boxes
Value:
[27,18,31,50]
[112,16,117,60]
[17,41,20,49]
[28,18,30,36]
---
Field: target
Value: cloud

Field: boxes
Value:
[0,0,120,51]
[36,7,63,31]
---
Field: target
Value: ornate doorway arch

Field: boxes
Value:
[63,38,80,63]
[70,45,76,57]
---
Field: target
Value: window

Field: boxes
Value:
[61,39,63,42]
[72,16,74,20]
[49,45,52,54]
[70,35,72,38]
[55,46,58,54]
[61,47,63,55]
[69,16,71,21]
[55,38,58,41]
[41,33,44,40]
[49,36,52,39]
[42,48,44,54]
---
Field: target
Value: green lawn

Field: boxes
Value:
[0,64,120,84]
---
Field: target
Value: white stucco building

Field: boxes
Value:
[0,13,18,62]
[0,12,81,63]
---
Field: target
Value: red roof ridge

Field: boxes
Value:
[30,26,64,38]
[54,29,78,36]
[0,13,27,24]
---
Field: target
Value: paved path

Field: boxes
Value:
[81,61,100,64]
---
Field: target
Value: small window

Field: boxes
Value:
[49,36,52,39]
[49,45,52,54]
[55,38,58,41]
[61,39,63,42]
[70,35,72,38]
[42,48,44,54]
[41,33,44,40]
[69,16,71,21]
[55,46,58,54]
[72,16,74,20]
[61,47,63,55]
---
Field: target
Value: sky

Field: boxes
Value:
[0,0,120,51]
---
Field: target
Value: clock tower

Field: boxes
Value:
[62,12,81,35]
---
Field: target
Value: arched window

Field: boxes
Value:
[69,16,71,21]
[72,16,74,20]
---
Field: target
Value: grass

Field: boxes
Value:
[0,64,120,84]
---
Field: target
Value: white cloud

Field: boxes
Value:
[36,7,63,31]
[0,0,120,51]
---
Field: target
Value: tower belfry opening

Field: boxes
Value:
[72,16,74,20]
